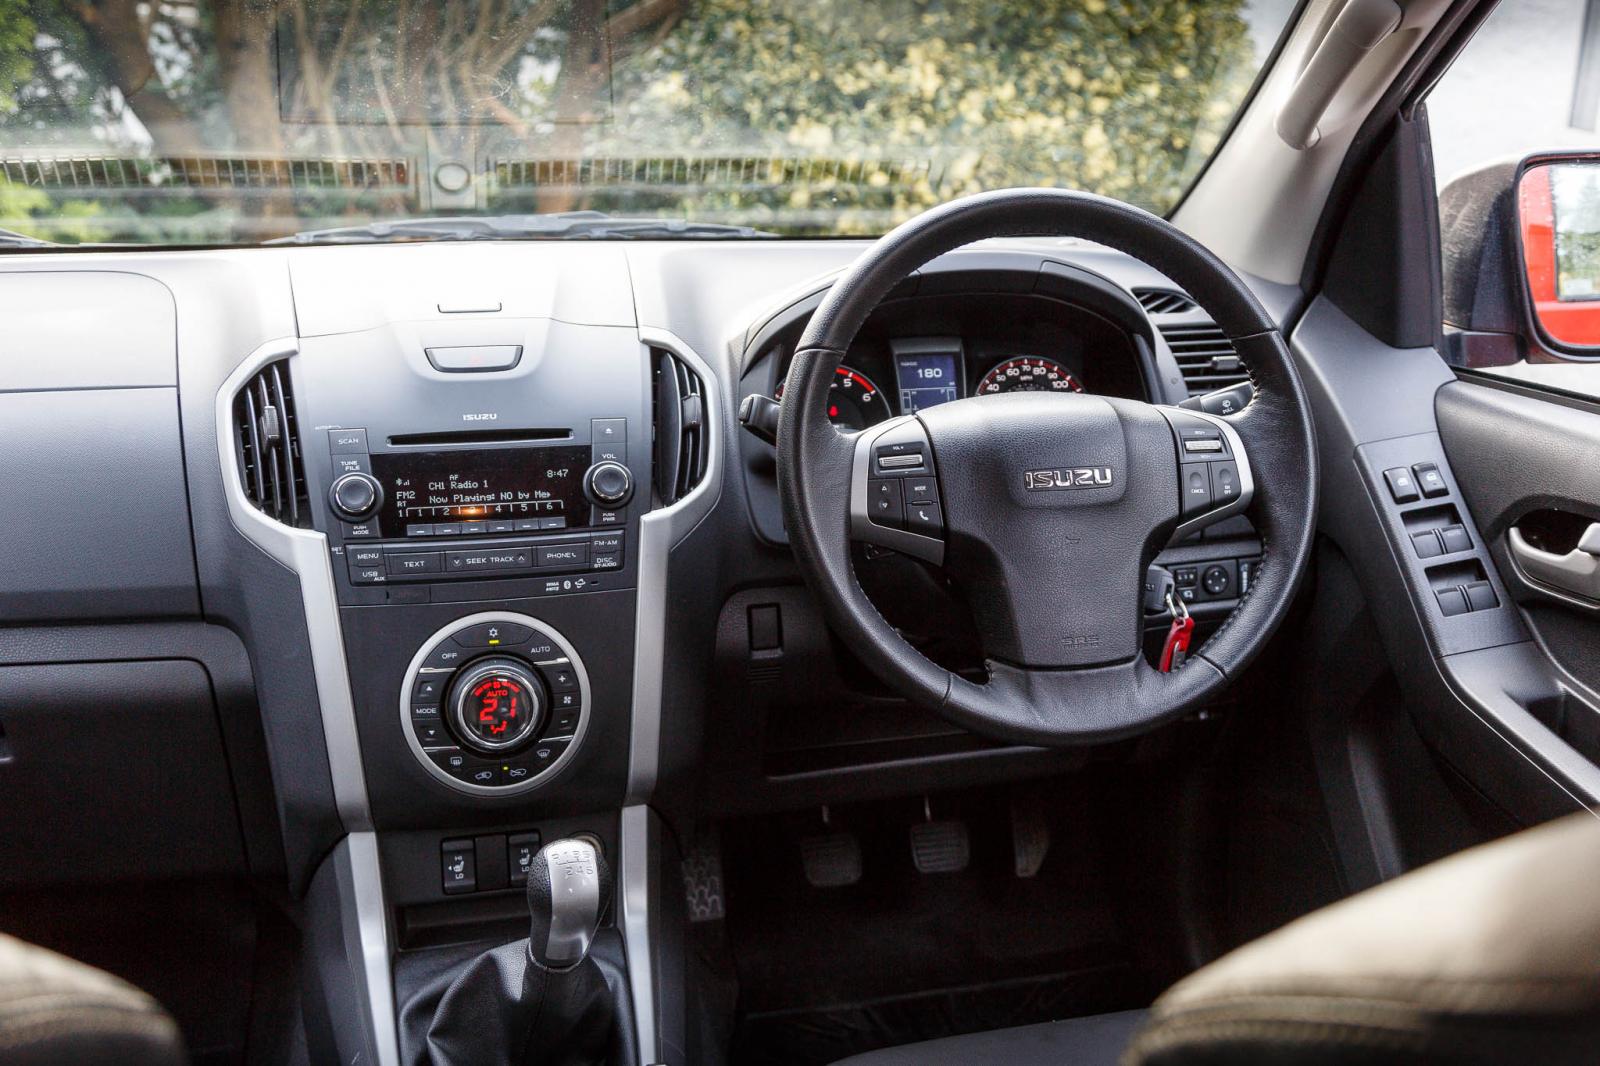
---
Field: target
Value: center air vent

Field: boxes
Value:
[1156,322,1251,397]
[1133,288,1198,315]
[233,359,310,526]
[653,349,708,505]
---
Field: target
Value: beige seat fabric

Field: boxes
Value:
[0,931,184,1066]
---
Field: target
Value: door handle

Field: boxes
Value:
[1508,523,1600,602]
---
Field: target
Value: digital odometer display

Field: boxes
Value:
[370,445,591,536]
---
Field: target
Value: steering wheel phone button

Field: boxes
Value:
[1383,466,1421,503]
[868,479,906,528]
[905,501,943,534]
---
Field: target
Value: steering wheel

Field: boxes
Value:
[776,189,1317,745]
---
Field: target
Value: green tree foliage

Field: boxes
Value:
[593,0,1256,230]
[0,0,1261,242]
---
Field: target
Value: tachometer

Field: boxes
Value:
[777,364,893,429]
[977,357,1084,395]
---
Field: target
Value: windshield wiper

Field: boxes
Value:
[266,211,776,245]
[0,227,56,248]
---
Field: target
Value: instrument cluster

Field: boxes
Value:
[768,291,1147,430]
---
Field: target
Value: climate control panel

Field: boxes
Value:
[400,612,590,796]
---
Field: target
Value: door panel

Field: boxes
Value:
[1436,378,1600,784]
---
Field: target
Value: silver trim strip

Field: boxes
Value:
[398,612,593,796]
[216,337,375,829]
[347,832,402,1066]
[1165,407,1256,541]
[216,339,398,1066]
[623,328,722,1066]
[619,805,659,1065]
[627,327,723,801]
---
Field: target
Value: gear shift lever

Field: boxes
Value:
[408,838,628,1066]
[527,837,610,971]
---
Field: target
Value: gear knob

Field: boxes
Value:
[526,837,611,970]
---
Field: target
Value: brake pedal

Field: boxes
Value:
[1010,792,1051,878]
[801,807,862,888]
[910,797,969,874]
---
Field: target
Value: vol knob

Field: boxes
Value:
[583,461,633,509]
[329,472,383,520]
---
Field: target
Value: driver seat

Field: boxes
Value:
[833,810,1600,1065]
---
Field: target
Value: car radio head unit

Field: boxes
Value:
[370,444,591,538]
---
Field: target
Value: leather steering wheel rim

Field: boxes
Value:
[776,188,1318,746]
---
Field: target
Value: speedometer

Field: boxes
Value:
[776,364,893,429]
[977,357,1084,395]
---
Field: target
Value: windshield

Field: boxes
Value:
[0,0,1297,246]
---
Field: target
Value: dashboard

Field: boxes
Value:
[757,289,1151,429]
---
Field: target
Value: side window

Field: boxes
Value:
[1427,0,1600,400]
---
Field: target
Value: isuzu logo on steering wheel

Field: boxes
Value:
[1023,467,1114,491]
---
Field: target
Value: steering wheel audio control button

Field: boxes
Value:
[869,479,905,528]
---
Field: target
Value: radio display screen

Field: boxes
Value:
[370,445,591,536]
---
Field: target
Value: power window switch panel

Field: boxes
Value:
[1411,531,1444,559]
[1413,462,1449,498]
[441,839,477,895]
[1383,467,1420,503]
[1465,581,1499,612]
[1436,589,1471,618]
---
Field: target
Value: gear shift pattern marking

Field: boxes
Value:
[542,839,601,965]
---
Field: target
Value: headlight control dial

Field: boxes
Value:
[400,612,590,796]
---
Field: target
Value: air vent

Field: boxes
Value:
[233,360,310,526]
[1157,323,1251,397]
[1134,288,1198,315]
[653,349,709,505]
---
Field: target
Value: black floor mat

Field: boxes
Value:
[718,783,1159,1065]
[734,963,1147,1065]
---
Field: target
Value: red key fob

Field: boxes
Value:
[1159,612,1195,672]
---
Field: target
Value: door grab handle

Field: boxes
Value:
[1508,524,1600,602]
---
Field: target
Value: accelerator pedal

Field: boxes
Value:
[801,806,862,888]
[910,796,970,874]
[683,827,726,922]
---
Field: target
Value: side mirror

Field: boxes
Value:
[1516,156,1600,351]
[1439,152,1600,366]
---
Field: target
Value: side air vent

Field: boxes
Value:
[1133,288,1198,315]
[233,360,310,527]
[653,349,709,505]
[1157,323,1251,396]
